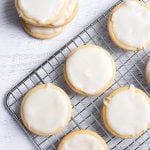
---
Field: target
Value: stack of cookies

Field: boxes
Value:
[15,0,79,39]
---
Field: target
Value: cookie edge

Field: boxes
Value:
[20,19,65,39]
[47,0,80,27]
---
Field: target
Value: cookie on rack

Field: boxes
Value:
[146,58,150,86]
[64,44,116,96]
[47,0,79,27]
[57,130,108,150]
[15,0,67,26]
[21,19,65,39]
[20,83,72,136]
[108,0,150,51]
[101,86,150,139]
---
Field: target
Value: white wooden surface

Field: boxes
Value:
[0,0,119,149]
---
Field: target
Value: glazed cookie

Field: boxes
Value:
[146,58,150,85]
[57,130,108,150]
[49,0,79,27]
[20,83,72,136]
[64,45,116,96]
[21,19,65,39]
[108,0,150,51]
[102,86,150,139]
[15,0,66,26]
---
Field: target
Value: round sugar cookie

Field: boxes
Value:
[49,0,79,27]
[57,130,108,150]
[15,0,67,26]
[102,86,150,139]
[20,83,72,136]
[108,0,150,51]
[64,44,116,96]
[146,58,150,86]
[21,19,65,39]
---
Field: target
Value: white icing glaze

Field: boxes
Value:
[66,46,114,94]
[18,0,66,24]
[146,58,150,85]
[112,0,150,47]
[61,133,105,150]
[106,86,150,135]
[52,0,78,26]
[26,23,63,35]
[23,84,70,133]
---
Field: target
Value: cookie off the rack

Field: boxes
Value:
[64,44,116,96]
[20,83,72,136]
[15,0,67,26]
[15,0,79,39]
[57,130,108,150]
[108,0,150,51]
[101,86,150,139]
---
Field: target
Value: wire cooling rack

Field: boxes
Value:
[5,0,150,149]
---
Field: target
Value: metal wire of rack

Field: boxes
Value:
[5,0,150,149]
